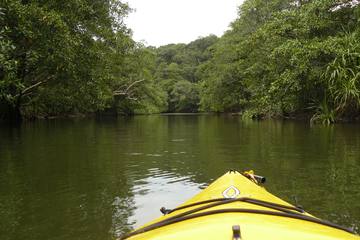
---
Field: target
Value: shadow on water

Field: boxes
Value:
[0,116,359,239]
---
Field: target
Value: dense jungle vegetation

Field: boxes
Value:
[1,0,360,123]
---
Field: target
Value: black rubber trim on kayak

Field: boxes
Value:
[120,208,355,239]
[165,197,305,215]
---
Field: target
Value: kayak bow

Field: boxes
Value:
[121,170,359,240]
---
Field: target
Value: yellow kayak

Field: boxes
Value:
[121,170,359,240]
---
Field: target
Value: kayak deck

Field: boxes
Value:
[122,170,359,240]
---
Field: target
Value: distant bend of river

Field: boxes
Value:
[0,115,359,240]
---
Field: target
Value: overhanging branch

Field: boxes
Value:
[113,79,145,97]
[18,75,53,98]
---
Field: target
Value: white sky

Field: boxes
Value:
[125,0,243,47]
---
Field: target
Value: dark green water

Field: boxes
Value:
[1,115,360,240]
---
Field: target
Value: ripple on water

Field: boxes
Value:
[127,153,143,156]
[146,154,163,157]
[128,169,202,228]
[171,139,185,142]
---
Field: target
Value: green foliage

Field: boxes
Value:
[2,0,360,122]
[0,0,167,119]
[154,35,218,113]
[198,34,250,112]
[310,95,336,125]
[110,44,167,115]
[198,0,360,123]
[170,80,199,112]
[324,32,360,117]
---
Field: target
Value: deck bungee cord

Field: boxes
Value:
[161,197,305,215]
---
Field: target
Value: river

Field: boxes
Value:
[1,115,359,239]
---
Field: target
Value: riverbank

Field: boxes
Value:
[3,111,360,125]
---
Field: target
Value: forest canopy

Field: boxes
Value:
[1,0,360,123]
[0,0,166,120]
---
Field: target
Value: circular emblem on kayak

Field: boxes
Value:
[222,185,240,198]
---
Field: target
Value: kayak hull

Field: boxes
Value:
[123,171,359,240]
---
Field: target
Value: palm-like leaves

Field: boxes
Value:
[325,50,360,115]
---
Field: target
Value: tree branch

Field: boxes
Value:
[125,79,145,92]
[113,79,145,96]
[126,96,139,101]
[21,81,45,95]
[19,75,53,97]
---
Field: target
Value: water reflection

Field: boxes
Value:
[0,116,359,240]
[128,168,201,229]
